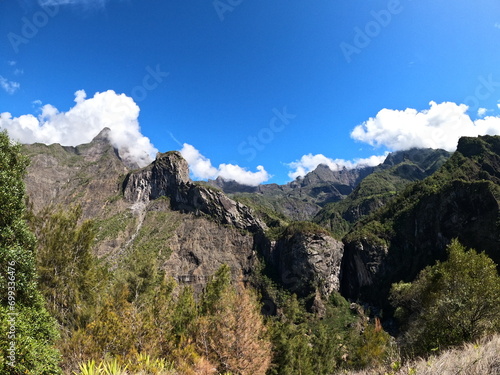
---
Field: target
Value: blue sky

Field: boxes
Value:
[1,0,500,184]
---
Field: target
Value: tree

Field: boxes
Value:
[267,294,314,375]
[0,131,61,374]
[391,239,500,355]
[196,265,272,375]
[31,205,102,332]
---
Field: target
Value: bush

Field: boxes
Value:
[390,239,500,356]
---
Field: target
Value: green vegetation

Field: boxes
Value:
[391,239,500,356]
[6,135,500,374]
[343,334,500,375]
[130,210,178,260]
[0,131,61,374]
[314,149,450,238]
[266,290,392,374]
[232,193,289,228]
[282,220,330,237]
[31,205,106,333]
[94,211,136,242]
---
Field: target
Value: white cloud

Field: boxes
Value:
[7,61,16,66]
[0,90,157,167]
[477,107,488,117]
[180,143,218,179]
[495,23,500,29]
[0,76,20,95]
[287,153,388,180]
[351,101,500,152]
[180,143,271,186]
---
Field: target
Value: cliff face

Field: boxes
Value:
[123,151,265,233]
[269,231,344,299]
[23,132,265,292]
[340,136,500,307]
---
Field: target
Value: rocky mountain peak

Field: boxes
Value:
[154,151,190,186]
[124,151,265,232]
[91,127,112,143]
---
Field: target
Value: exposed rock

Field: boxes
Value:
[164,215,257,293]
[265,230,344,299]
[22,128,129,219]
[124,151,265,233]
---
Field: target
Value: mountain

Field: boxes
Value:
[21,131,499,312]
[209,149,450,233]
[22,130,342,300]
[209,164,375,221]
[314,148,451,237]
[340,136,500,308]
[17,131,500,374]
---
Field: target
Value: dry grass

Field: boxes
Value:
[342,334,500,375]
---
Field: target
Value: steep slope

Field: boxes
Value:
[214,149,449,225]
[314,148,451,237]
[123,151,264,232]
[340,136,500,308]
[22,131,264,292]
[22,128,130,219]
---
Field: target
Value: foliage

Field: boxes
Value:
[0,130,61,374]
[31,204,105,332]
[339,333,500,375]
[266,288,392,375]
[282,221,330,237]
[390,239,500,356]
[232,194,289,229]
[197,265,272,375]
[94,211,136,242]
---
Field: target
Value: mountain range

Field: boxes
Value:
[21,129,500,315]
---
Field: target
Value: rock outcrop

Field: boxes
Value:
[124,151,265,233]
[264,228,344,300]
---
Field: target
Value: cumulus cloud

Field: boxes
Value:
[0,76,20,95]
[287,153,388,180]
[477,107,488,117]
[0,90,157,167]
[180,143,271,186]
[351,101,500,152]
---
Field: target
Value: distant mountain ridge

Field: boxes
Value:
[209,148,451,225]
